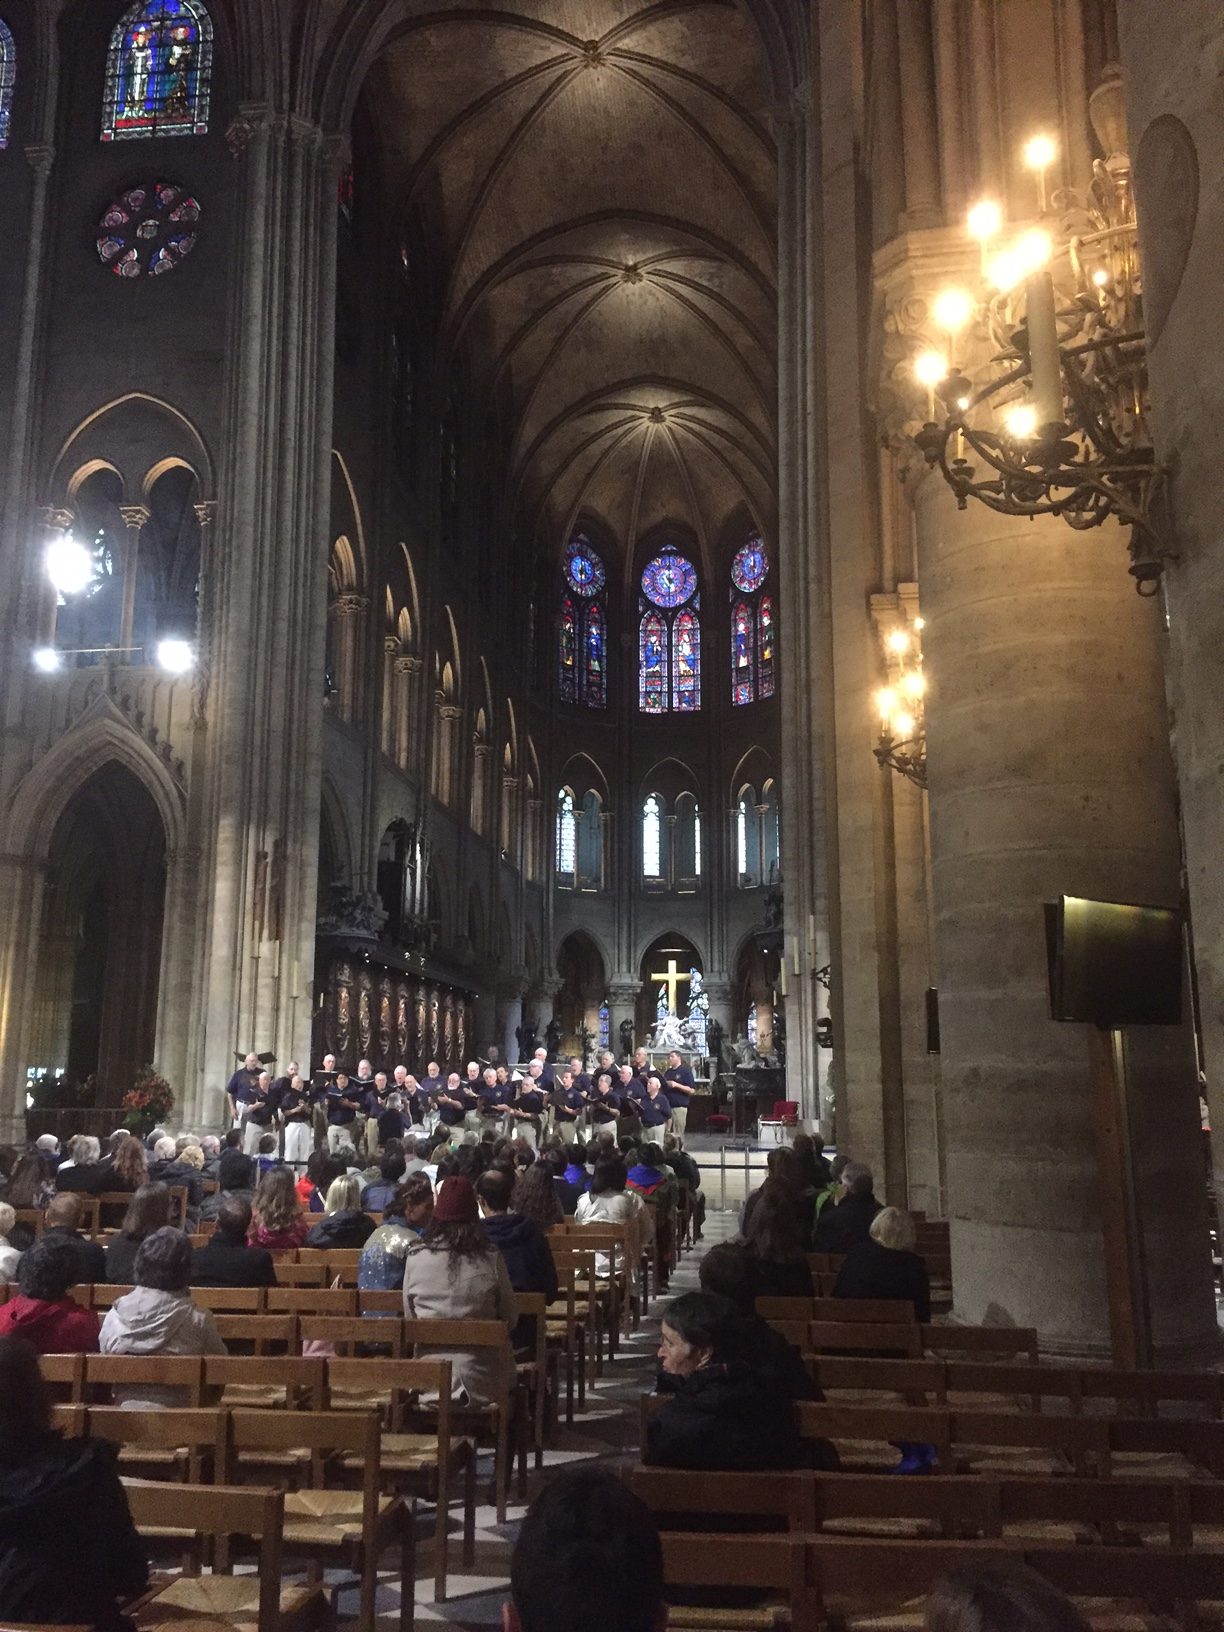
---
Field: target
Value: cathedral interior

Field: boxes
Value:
[1,0,1223,1360]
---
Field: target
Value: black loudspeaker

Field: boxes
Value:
[925,988,940,1054]
[1044,895,1183,1028]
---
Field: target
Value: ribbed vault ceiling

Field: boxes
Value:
[370,0,777,575]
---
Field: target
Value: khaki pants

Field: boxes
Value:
[670,1105,688,1144]
[365,1117,381,1158]
[284,1121,312,1166]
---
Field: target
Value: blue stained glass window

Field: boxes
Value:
[598,1002,610,1050]
[642,550,697,609]
[559,535,607,708]
[639,611,666,713]
[0,20,15,150]
[728,538,775,704]
[101,0,213,143]
[556,788,576,875]
[558,596,577,703]
[673,609,700,711]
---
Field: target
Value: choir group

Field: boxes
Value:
[223,1044,699,1165]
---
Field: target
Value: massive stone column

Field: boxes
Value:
[913,469,1216,1357]
[1118,0,1224,1195]
[196,110,341,1113]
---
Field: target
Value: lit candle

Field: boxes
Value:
[1025,268,1062,429]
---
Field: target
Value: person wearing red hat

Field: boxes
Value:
[401,1175,515,1405]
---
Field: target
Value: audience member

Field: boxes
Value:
[0,1235,100,1354]
[925,1560,1090,1632]
[740,1145,810,1247]
[813,1151,849,1219]
[304,1174,376,1248]
[557,1142,590,1212]
[791,1131,833,1192]
[189,1194,277,1288]
[813,1160,883,1253]
[53,1135,109,1195]
[0,1203,20,1283]
[5,1153,54,1212]
[834,1205,931,1321]
[104,1183,172,1284]
[698,1240,819,1403]
[576,1155,649,1276]
[149,1140,205,1224]
[477,1168,558,1300]
[740,1184,814,1298]
[0,1335,148,1630]
[33,1133,61,1171]
[199,1149,255,1222]
[649,1290,809,1471]
[512,1160,565,1234]
[503,1466,664,1632]
[358,1175,435,1296]
[198,1133,223,1178]
[108,1135,149,1194]
[42,1192,107,1284]
[99,1228,226,1405]
[661,1134,705,1239]
[249,1166,311,1250]
[402,1176,515,1404]
[362,1152,407,1213]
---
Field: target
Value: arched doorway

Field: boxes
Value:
[31,763,167,1105]
[555,930,607,1057]
[636,932,703,1048]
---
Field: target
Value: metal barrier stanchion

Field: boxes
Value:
[719,1146,727,1212]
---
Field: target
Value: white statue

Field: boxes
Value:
[651,1008,689,1052]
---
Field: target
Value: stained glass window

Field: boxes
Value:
[598,1002,610,1050]
[747,1001,758,1047]
[728,539,774,704]
[0,20,15,150]
[642,794,662,878]
[584,600,606,707]
[731,599,753,706]
[693,805,703,878]
[759,595,775,699]
[736,799,749,878]
[558,596,577,703]
[559,536,606,708]
[556,789,576,875]
[642,550,697,609]
[96,181,200,278]
[638,548,700,713]
[673,609,701,710]
[101,1,213,142]
[639,611,666,713]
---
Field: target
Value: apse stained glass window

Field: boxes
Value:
[598,1002,610,1050]
[558,596,577,704]
[729,538,774,704]
[102,0,213,142]
[639,549,701,713]
[555,788,576,876]
[0,20,15,150]
[558,535,607,708]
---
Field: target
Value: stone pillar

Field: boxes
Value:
[497,974,527,1066]
[381,636,398,758]
[913,468,1216,1358]
[1118,0,1224,1204]
[605,980,640,1062]
[199,109,341,1097]
[117,505,149,654]
[395,654,419,770]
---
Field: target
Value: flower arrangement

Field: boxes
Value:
[122,1067,175,1131]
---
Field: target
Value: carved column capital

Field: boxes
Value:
[40,506,74,531]
[333,593,369,618]
[118,504,150,531]
[24,144,54,179]
[193,500,217,528]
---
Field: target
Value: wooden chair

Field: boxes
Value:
[84,1353,205,1408]
[203,1354,327,1411]
[1025,1544,1224,1632]
[1109,1415,1224,1478]
[124,1480,330,1632]
[806,1355,946,1407]
[796,1401,954,1474]
[190,1285,268,1314]
[326,1356,476,1602]
[756,1295,917,1325]
[544,1257,589,1421]
[805,1319,923,1357]
[90,1282,134,1309]
[50,1403,86,1437]
[804,1534,1009,1624]
[512,1291,556,1482]
[226,1407,414,1632]
[1079,1367,1224,1420]
[548,1242,601,1398]
[317,1248,364,1285]
[920,1324,1039,1364]
[211,1313,297,1355]
[358,1289,405,1316]
[297,1315,406,1357]
[38,1351,86,1403]
[85,1405,229,1483]
[401,1316,517,1523]
[627,1465,817,1533]
[10,1206,45,1239]
[659,1532,814,1629]
[273,1259,329,1287]
[266,1286,358,1316]
[561,1223,632,1354]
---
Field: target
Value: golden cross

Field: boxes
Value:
[650,958,691,1013]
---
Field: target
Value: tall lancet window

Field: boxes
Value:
[555,788,577,878]
[0,20,15,149]
[642,794,663,879]
[730,537,774,704]
[558,535,607,707]
[639,548,701,712]
[102,1,214,141]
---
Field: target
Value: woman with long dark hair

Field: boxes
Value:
[741,1183,813,1298]
[0,1335,148,1629]
[108,1136,149,1194]
[248,1166,310,1249]
[5,1154,53,1212]
[104,1182,172,1284]
[512,1160,564,1232]
[401,1176,515,1403]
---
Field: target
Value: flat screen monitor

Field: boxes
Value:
[1044,895,1183,1027]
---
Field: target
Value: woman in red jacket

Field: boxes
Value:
[0,1235,100,1354]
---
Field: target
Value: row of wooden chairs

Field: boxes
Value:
[762,1311,1041,1365]
[806,1353,1224,1419]
[11,1186,191,1237]
[649,1530,1224,1630]
[76,1404,411,1632]
[640,1394,1224,1479]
